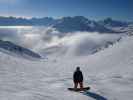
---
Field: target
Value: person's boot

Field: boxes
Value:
[80,82,83,89]
[74,82,78,89]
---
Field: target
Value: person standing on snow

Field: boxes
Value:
[73,66,84,89]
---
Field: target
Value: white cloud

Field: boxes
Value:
[0,27,122,57]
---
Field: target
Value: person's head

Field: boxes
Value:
[76,66,80,71]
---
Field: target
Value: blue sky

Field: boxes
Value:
[0,0,132,21]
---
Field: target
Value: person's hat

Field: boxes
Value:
[76,66,80,70]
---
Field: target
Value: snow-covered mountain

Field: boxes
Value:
[53,16,115,33]
[98,18,133,34]
[99,18,128,27]
[0,16,132,33]
[0,40,41,59]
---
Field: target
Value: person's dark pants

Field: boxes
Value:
[74,81,83,89]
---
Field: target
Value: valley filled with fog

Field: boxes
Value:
[0,26,123,57]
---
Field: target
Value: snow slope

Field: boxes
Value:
[0,36,133,100]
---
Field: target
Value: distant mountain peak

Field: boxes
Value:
[99,17,128,27]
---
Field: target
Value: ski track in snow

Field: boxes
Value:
[0,36,133,100]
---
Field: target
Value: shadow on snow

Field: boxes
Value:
[82,91,107,100]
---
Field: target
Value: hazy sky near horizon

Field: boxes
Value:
[0,0,132,21]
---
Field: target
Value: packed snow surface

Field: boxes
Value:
[0,35,133,100]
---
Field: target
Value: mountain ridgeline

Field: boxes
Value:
[0,40,41,59]
[0,16,131,33]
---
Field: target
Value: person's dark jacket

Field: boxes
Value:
[73,70,83,82]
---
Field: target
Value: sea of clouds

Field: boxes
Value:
[0,26,122,57]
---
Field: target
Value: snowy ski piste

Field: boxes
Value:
[0,26,133,100]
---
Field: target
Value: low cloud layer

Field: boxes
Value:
[0,26,122,57]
